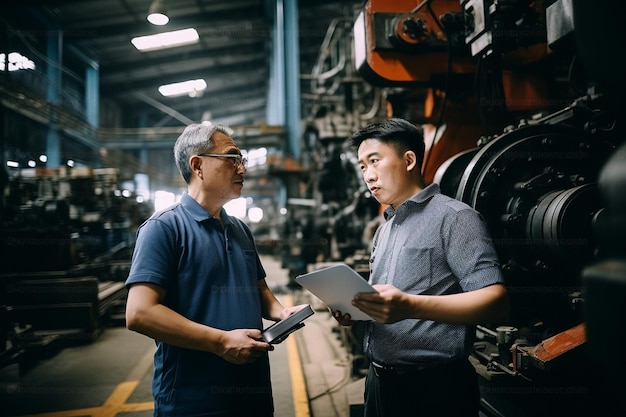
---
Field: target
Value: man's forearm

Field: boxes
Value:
[411,284,510,325]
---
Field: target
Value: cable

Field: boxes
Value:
[302,318,355,402]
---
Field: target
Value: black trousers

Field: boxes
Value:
[363,359,480,417]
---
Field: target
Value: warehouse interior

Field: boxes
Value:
[1,0,626,416]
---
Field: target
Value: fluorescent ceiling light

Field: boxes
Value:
[158,79,207,97]
[131,28,199,51]
[147,0,169,25]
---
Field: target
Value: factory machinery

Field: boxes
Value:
[1,1,624,415]
[287,0,626,415]
[0,167,152,368]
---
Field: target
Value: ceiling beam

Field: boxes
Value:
[99,49,267,87]
[100,60,267,96]
[98,39,264,71]
[132,91,195,125]
[56,5,269,39]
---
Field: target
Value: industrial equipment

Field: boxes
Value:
[288,0,626,415]
[0,167,152,368]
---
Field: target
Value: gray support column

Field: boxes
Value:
[267,0,300,158]
[284,0,301,159]
[86,64,100,167]
[46,31,62,168]
[267,0,286,126]
[137,113,149,173]
[86,64,99,128]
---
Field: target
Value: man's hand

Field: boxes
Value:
[279,304,309,321]
[218,329,274,365]
[331,309,355,326]
[352,284,410,324]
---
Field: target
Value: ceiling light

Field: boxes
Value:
[131,28,199,51]
[1,52,35,71]
[158,79,207,97]
[147,0,169,26]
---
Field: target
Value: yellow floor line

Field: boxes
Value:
[92,381,140,417]
[283,294,311,417]
[13,380,153,417]
[16,295,310,417]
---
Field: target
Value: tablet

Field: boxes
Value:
[295,263,376,321]
[262,304,314,344]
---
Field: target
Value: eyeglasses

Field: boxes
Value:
[197,153,248,168]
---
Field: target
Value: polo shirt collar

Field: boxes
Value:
[383,183,441,222]
[180,192,232,225]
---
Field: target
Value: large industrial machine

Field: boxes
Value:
[0,167,152,368]
[288,0,626,415]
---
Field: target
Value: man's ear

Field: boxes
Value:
[189,155,205,180]
[189,154,202,171]
[405,150,418,171]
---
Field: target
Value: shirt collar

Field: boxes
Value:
[383,183,441,222]
[180,192,232,226]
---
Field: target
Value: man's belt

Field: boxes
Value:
[370,359,464,377]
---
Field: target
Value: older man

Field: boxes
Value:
[125,122,302,417]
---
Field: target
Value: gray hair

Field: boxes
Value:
[173,122,234,184]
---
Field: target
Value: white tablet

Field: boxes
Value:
[295,263,376,321]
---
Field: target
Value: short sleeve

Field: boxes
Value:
[445,209,504,291]
[125,218,178,289]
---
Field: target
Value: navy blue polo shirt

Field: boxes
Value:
[126,192,273,416]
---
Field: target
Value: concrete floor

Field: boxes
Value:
[0,255,362,417]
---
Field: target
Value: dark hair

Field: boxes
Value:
[350,118,425,168]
